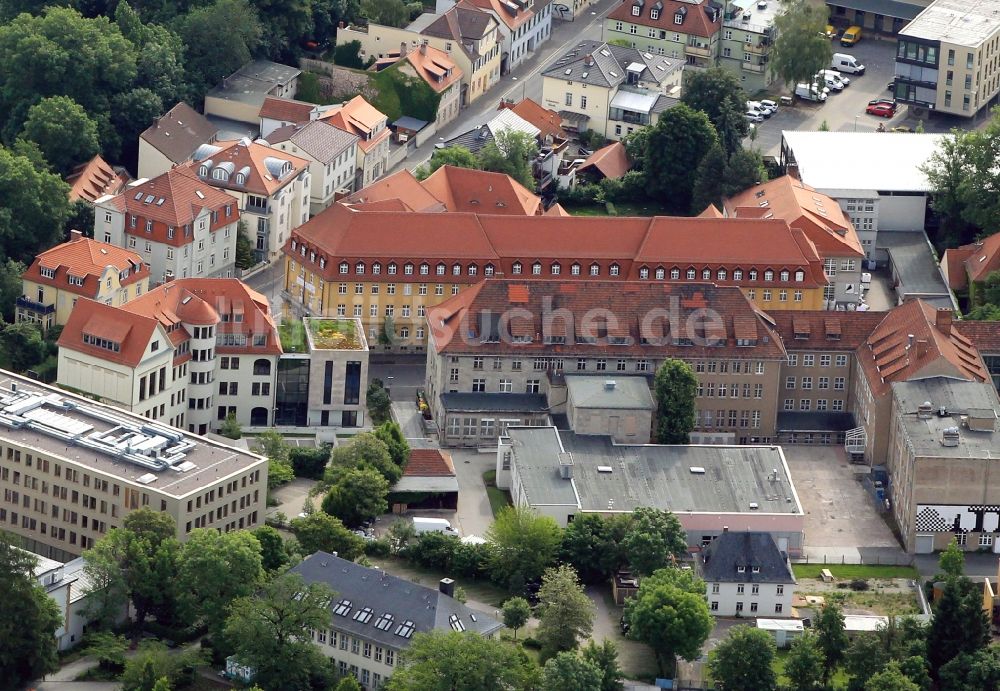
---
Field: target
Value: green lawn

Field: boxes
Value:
[561,201,674,217]
[792,564,918,580]
[278,319,307,353]
[483,470,512,517]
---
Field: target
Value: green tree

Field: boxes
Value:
[373,421,410,470]
[927,575,990,676]
[535,564,595,658]
[19,96,100,176]
[477,129,538,189]
[709,625,776,691]
[818,120,830,131]
[361,0,409,26]
[235,226,256,269]
[327,431,400,484]
[176,529,263,645]
[921,131,978,247]
[220,412,242,439]
[0,321,48,372]
[321,466,389,528]
[652,357,697,444]
[0,532,62,689]
[177,0,263,91]
[334,40,367,68]
[621,507,686,576]
[109,87,164,164]
[115,1,189,106]
[151,677,172,691]
[624,567,712,677]
[335,677,364,691]
[722,148,769,198]
[0,259,25,322]
[784,632,825,691]
[622,128,649,171]
[816,602,849,683]
[385,630,539,691]
[582,639,625,691]
[559,513,628,584]
[967,303,1000,320]
[256,430,290,463]
[772,0,833,89]
[252,525,290,572]
[119,641,207,691]
[290,445,331,479]
[0,144,72,263]
[865,661,921,691]
[541,651,602,691]
[844,618,929,691]
[501,596,531,639]
[254,0,315,59]
[416,146,479,180]
[939,538,965,578]
[983,270,1000,306]
[642,103,718,213]
[485,506,562,593]
[290,511,365,559]
[366,381,392,426]
[84,631,129,673]
[939,646,1000,691]
[680,67,749,157]
[690,143,727,214]
[225,573,336,691]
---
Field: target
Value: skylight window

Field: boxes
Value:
[374,613,394,631]
[353,606,374,624]
[449,614,466,632]
[394,620,415,638]
[333,599,352,616]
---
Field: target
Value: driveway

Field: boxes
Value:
[782,445,904,563]
[448,448,498,539]
[266,477,318,519]
[586,585,660,681]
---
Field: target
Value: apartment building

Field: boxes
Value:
[203,60,301,127]
[317,97,391,189]
[336,2,502,107]
[189,139,310,263]
[895,0,1000,118]
[425,279,788,446]
[292,552,502,689]
[397,43,464,128]
[138,102,219,179]
[723,176,866,308]
[284,203,829,351]
[541,40,683,140]
[57,278,283,434]
[95,167,239,285]
[700,531,795,617]
[437,0,552,73]
[0,370,267,562]
[17,231,149,330]
[265,120,359,214]
[716,0,778,91]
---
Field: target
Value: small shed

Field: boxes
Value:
[390,448,459,510]
[612,570,640,605]
[757,618,804,648]
[392,116,429,144]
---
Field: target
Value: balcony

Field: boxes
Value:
[744,40,770,55]
[16,296,55,315]
[686,42,713,58]
[741,61,767,73]
[245,200,269,215]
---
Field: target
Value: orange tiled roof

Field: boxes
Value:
[403,44,463,94]
[857,300,989,396]
[286,206,830,291]
[340,169,447,212]
[57,298,163,368]
[65,155,128,203]
[420,166,542,215]
[189,138,309,197]
[770,310,886,351]
[320,96,391,154]
[23,234,147,298]
[724,176,864,259]
[404,449,457,477]
[608,0,721,38]
[955,320,1000,353]
[427,278,788,360]
[942,234,1000,289]
[259,96,318,123]
[545,203,571,216]
[463,0,533,31]
[578,142,631,180]
[498,99,569,141]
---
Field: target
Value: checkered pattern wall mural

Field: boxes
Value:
[915,504,1000,534]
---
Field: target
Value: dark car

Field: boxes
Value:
[868,97,896,106]
[866,103,897,118]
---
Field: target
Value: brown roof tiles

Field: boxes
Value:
[23,233,147,298]
[65,155,128,203]
[140,102,218,165]
[578,142,631,180]
[607,0,721,38]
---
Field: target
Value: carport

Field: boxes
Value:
[826,0,923,36]
[390,449,459,511]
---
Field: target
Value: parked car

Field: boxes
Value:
[866,102,896,118]
[816,73,844,91]
[868,97,896,106]
[840,25,862,46]
[824,24,837,38]
[747,101,771,117]
[832,52,865,75]
[887,80,895,91]
[817,69,849,87]
[745,111,764,123]
[759,99,779,113]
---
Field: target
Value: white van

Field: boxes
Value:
[795,83,828,102]
[412,516,460,537]
[832,52,865,75]
[818,69,849,87]
[816,73,844,91]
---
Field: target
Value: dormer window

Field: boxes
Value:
[764,269,774,281]
[780,269,789,281]
[468,264,477,276]
[452,263,461,276]
[631,5,640,15]
[702,268,711,280]
[40,267,55,280]
[610,263,620,276]
[670,268,680,279]
[733,269,743,280]
[512,262,522,275]
[551,263,561,275]
[436,263,446,276]
[686,268,696,279]
[372,262,381,275]
[795,270,805,282]
[718,269,727,280]
[650,8,659,19]
[655,267,665,279]
[199,164,209,177]
[752,566,760,573]
[356,262,365,274]
[590,263,600,276]
[737,565,746,573]
[485,264,495,276]
[420,263,429,275]
[674,11,683,24]
[404,263,413,275]
[340,262,349,274]
[532,262,542,275]
[639,267,649,279]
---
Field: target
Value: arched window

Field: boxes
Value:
[512,262,522,275]
[253,359,271,376]
[250,407,268,426]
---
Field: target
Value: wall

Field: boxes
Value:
[203,96,260,127]
[708,581,792,617]
[306,345,369,427]
[543,75,612,139]
[137,139,174,180]
[312,625,399,689]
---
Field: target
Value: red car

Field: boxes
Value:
[866,102,896,118]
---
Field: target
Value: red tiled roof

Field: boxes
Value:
[319,96,391,154]
[857,300,989,396]
[404,449,457,477]
[286,207,830,291]
[724,176,864,259]
[105,167,238,248]
[341,169,447,212]
[189,139,309,196]
[259,96,317,123]
[770,310,886,351]
[427,279,788,360]
[498,99,569,141]
[954,320,1000,354]
[942,234,1000,288]
[403,44,463,94]
[941,247,974,290]
[65,155,128,203]
[23,234,147,298]
[607,0,721,38]
[420,166,542,215]
[57,298,162,368]
[578,142,631,180]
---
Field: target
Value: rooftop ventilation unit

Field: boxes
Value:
[917,401,933,419]
[604,380,616,390]
[941,427,960,447]
[689,466,706,474]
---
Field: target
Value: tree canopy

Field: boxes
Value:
[641,103,718,213]
[535,564,595,658]
[709,625,776,691]
[653,358,698,444]
[680,67,749,158]
[290,511,366,559]
[772,0,833,90]
[486,506,563,593]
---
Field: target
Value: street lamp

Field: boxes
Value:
[854,115,859,132]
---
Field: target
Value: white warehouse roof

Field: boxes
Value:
[781,131,951,193]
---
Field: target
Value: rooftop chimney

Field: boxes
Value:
[421,39,429,55]
[584,54,594,67]
[917,401,933,419]
[906,334,915,350]
[69,229,83,240]
[916,339,929,359]
[936,308,953,336]
[439,577,455,597]
[400,42,408,58]
[558,451,574,479]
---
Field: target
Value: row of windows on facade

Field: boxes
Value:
[314,628,397,667]
[125,206,232,235]
[2,477,119,525]
[183,493,259,532]
[785,376,847,390]
[38,266,141,284]
[711,601,784,614]
[695,409,764,428]
[785,354,850,367]
[335,282,455,298]
[459,356,771,373]
[0,509,99,550]
[782,398,846,412]
[447,416,548,437]
[186,511,258,534]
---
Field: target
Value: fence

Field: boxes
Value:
[794,551,913,567]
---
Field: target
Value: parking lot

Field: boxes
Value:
[752,38,931,157]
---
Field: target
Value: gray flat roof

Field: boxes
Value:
[506,427,803,515]
[877,231,956,306]
[832,0,923,21]
[566,375,654,410]
[440,392,548,413]
[900,0,1000,47]
[0,371,266,498]
[206,60,301,106]
[782,131,950,192]
[892,378,1000,458]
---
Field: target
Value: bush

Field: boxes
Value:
[333,40,366,68]
[849,578,870,591]
[142,621,204,645]
[452,542,490,579]
[403,532,460,571]
[559,182,601,206]
[522,637,542,650]
[290,446,330,479]
[365,538,392,558]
